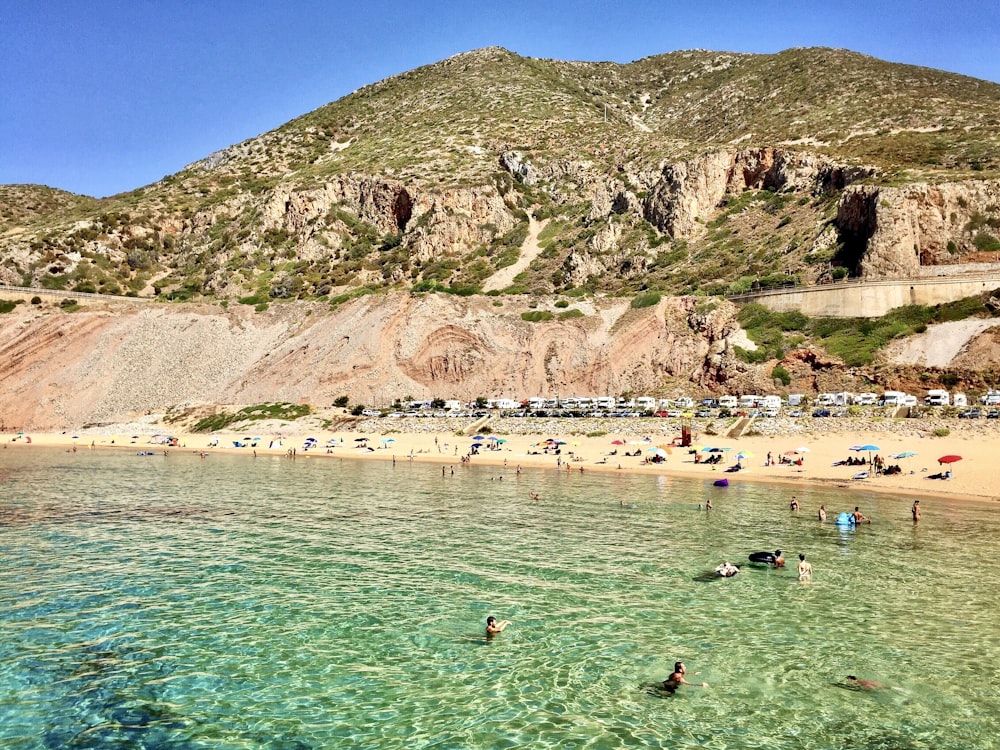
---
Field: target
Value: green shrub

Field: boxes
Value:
[558,309,585,320]
[521,310,554,322]
[771,364,792,386]
[631,291,661,308]
[933,427,951,437]
[973,232,1000,252]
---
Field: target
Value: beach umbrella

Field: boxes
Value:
[651,448,668,458]
[381,437,395,444]
[354,437,368,442]
[486,435,500,441]
[889,451,917,459]
[938,454,962,475]
[473,435,485,440]
[736,451,751,461]
[795,446,810,454]
[851,443,880,461]
[701,446,716,452]
[611,439,625,445]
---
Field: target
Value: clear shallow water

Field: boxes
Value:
[1,448,998,749]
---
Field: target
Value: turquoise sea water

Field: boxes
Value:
[1,447,998,749]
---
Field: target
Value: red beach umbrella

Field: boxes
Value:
[937,455,962,464]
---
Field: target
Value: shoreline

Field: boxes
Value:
[3,418,993,506]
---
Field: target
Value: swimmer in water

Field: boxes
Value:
[661,661,707,693]
[846,675,881,689]
[486,616,512,637]
[715,561,739,577]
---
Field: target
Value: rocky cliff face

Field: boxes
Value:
[836,179,1000,277]
[0,294,758,430]
[640,147,873,239]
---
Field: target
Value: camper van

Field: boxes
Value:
[739,395,760,409]
[881,391,910,407]
[761,395,782,410]
[718,395,738,409]
[853,393,878,406]
[980,390,1000,406]
[636,397,657,412]
[924,390,950,407]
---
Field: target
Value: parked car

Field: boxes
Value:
[988,410,1000,419]
[788,410,804,417]
[812,408,831,417]
[695,409,713,418]
[959,408,982,419]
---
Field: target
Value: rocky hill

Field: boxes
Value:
[3,47,1000,302]
[3,47,1000,426]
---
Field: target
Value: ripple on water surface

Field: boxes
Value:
[1,448,999,749]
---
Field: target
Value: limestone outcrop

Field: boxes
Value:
[641,147,874,238]
[836,179,1000,278]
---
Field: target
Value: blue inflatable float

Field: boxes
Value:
[836,511,855,527]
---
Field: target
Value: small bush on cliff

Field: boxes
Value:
[631,291,661,308]
[521,310,554,322]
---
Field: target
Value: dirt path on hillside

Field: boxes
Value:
[884,318,1000,366]
[482,217,549,292]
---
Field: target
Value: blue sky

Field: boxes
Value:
[3,0,999,198]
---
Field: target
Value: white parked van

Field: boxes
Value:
[953,393,968,408]
[761,395,782,410]
[853,393,878,406]
[924,389,950,406]
[718,395,738,409]
[881,391,909,406]
[739,395,760,409]
[980,390,1000,405]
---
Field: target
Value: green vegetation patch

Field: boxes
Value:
[192,402,312,432]
[739,292,1000,367]
[630,291,661,308]
[521,310,554,322]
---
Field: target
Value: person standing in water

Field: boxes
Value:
[912,500,921,522]
[797,553,813,579]
[818,505,827,522]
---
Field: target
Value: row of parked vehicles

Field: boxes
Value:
[363,389,1000,419]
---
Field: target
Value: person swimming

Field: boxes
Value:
[661,661,707,693]
[486,616,512,637]
[715,562,739,577]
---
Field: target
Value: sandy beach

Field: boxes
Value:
[4,415,994,505]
